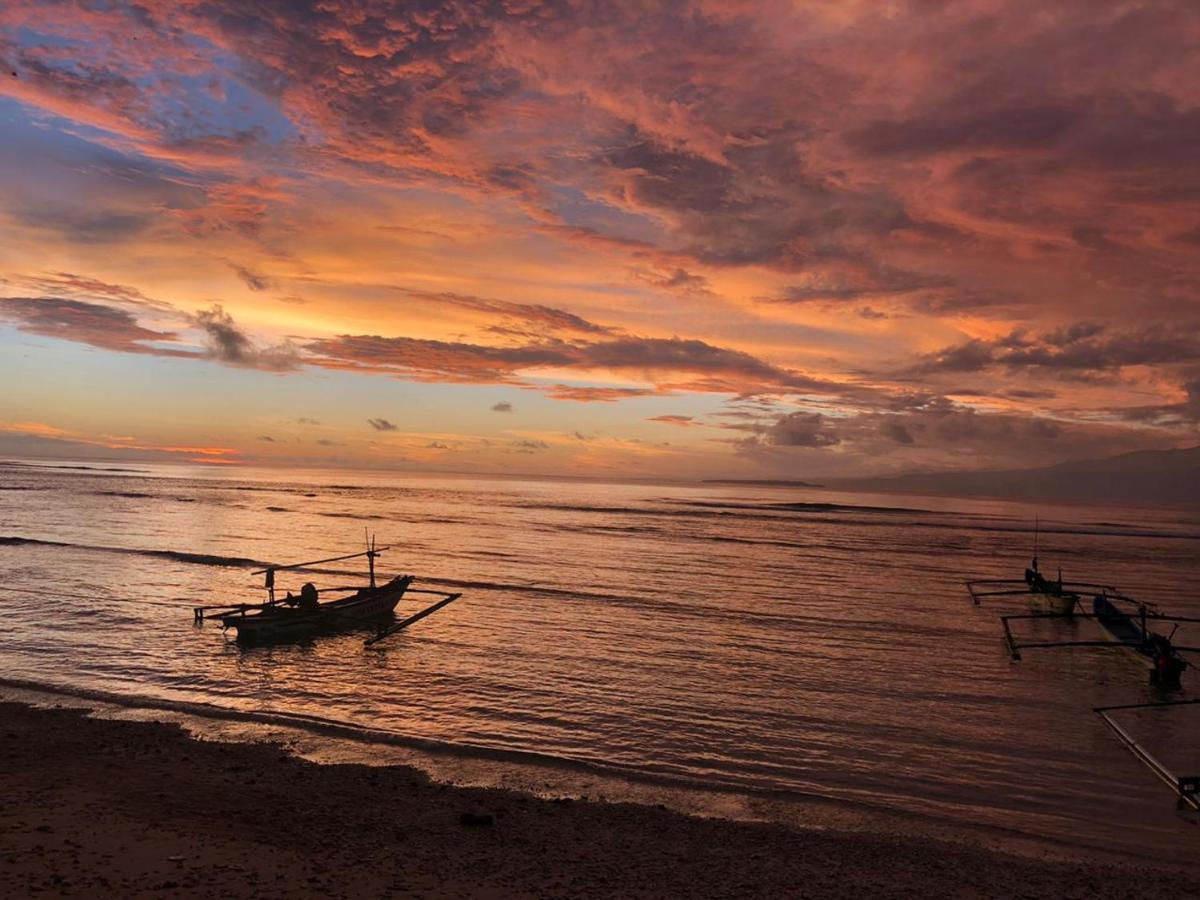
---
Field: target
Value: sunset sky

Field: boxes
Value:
[2,1,1199,479]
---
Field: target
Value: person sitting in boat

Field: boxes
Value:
[299,582,319,610]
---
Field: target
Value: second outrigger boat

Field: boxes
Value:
[1000,592,1199,688]
[966,519,1116,615]
[192,537,462,646]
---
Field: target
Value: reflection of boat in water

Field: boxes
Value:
[193,537,461,646]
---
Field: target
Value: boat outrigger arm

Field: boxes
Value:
[1094,700,1200,812]
[1001,611,1200,660]
[364,588,462,646]
[966,578,1119,605]
[1000,597,1200,687]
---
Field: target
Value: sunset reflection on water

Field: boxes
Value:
[1,461,1198,859]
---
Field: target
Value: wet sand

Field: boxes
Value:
[2,701,1197,899]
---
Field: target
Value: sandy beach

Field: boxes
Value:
[1,700,1197,899]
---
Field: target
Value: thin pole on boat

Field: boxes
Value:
[249,547,392,576]
[366,529,376,589]
[1033,515,1039,572]
[194,600,277,622]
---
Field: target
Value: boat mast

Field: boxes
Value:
[366,529,377,589]
[1032,515,1039,573]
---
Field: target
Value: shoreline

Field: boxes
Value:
[4,699,1199,898]
[6,677,1196,868]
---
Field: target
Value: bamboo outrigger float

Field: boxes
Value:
[1094,699,1200,812]
[192,536,462,646]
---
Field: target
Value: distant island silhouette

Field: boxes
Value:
[838,445,1200,505]
[703,479,824,488]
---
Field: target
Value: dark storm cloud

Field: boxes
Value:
[306,334,576,383]
[604,132,733,215]
[913,323,1200,375]
[611,132,918,271]
[14,207,151,243]
[0,296,191,357]
[881,421,915,445]
[635,268,713,295]
[767,412,840,448]
[854,90,1200,171]
[194,304,299,371]
[578,337,792,384]
[544,385,657,402]
[13,272,166,310]
[851,103,1082,158]
[406,290,614,336]
[229,263,271,292]
[306,332,842,396]
[733,399,1157,477]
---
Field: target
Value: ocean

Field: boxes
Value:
[2,459,1198,860]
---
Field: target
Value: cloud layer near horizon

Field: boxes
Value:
[2,1,1199,476]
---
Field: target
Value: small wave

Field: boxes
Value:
[0,535,264,569]
[514,499,934,521]
[95,490,154,499]
[0,460,150,474]
[670,499,935,516]
[265,506,289,512]
[318,512,387,520]
[515,502,708,517]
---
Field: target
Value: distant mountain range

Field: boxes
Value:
[838,446,1200,505]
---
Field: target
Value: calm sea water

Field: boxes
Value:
[2,459,1198,859]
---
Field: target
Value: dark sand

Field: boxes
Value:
[2,701,1197,899]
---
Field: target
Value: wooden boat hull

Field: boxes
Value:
[1029,591,1078,615]
[1093,595,1187,685]
[222,575,413,645]
[1094,594,1151,666]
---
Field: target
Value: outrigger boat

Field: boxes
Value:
[192,537,462,646]
[967,519,1116,615]
[1000,592,1200,688]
